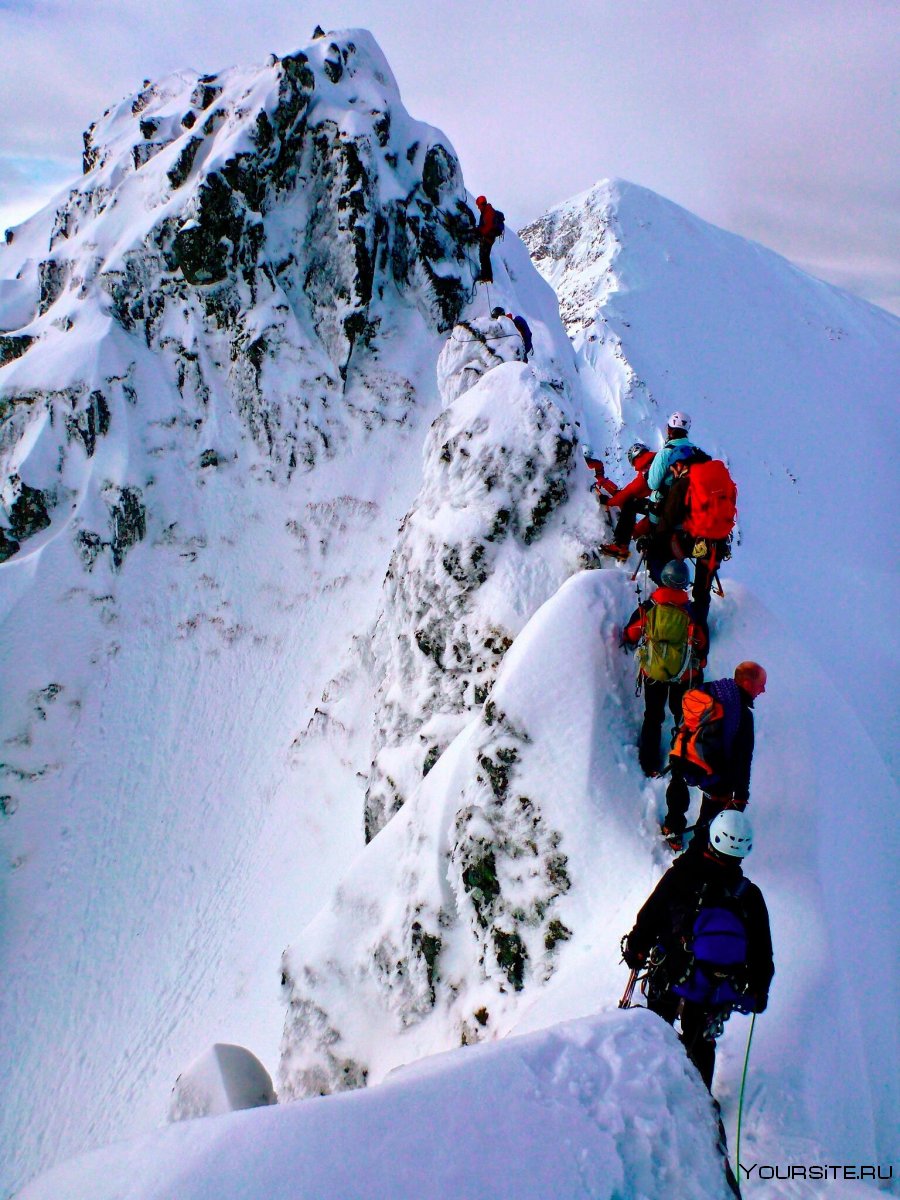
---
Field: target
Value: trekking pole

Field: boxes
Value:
[734,1012,756,1180]
[712,571,725,598]
[630,554,646,583]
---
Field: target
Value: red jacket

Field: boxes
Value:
[477,202,501,240]
[623,586,708,669]
[589,464,618,497]
[607,450,655,509]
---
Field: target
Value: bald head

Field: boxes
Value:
[735,661,767,698]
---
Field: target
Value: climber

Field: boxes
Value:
[662,661,767,852]
[474,195,504,284]
[638,411,700,582]
[653,454,738,629]
[582,445,618,502]
[509,313,533,360]
[622,559,707,777]
[622,809,773,1091]
[599,441,656,560]
[490,308,533,361]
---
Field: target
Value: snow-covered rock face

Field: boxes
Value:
[436,313,526,405]
[363,335,596,840]
[279,334,609,1096]
[0,29,499,1198]
[0,29,474,563]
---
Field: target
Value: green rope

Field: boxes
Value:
[734,1012,756,1181]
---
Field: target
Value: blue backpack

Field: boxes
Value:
[673,880,754,1010]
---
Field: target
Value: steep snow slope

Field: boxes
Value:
[522,181,900,1172]
[19,1011,737,1200]
[0,29,585,1197]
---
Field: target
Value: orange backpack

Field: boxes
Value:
[670,688,725,777]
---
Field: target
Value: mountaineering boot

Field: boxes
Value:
[600,542,629,561]
[660,824,683,852]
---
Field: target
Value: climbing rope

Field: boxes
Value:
[734,1012,756,1180]
[450,333,519,344]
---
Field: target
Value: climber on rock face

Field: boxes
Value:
[490,308,533,361]
[474,196,504,284]
[599,441,656,561]
[581,445,618,503]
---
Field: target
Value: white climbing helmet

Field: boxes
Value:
[709,810,753,858]
[667,411,692,432]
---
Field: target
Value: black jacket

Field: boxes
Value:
[624,850,774,1010]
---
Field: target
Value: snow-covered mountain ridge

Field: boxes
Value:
[3,29,899,1200]
[0,27,597,1197]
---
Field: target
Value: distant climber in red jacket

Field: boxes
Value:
[474,196,504,284]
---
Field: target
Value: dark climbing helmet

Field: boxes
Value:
[627,442,649,465]
[660,559,690,589]
[490,307,505,319]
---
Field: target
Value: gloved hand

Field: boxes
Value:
[597,494,610,506]
[621,939,645,970]
[752,992,768,1014]
[635,535,651,554]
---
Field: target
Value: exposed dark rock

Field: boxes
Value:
[0,335,34,367]
[493,928,528,990]
[38,260,66,314]
[0,527,20,561]
[410,921,441,1001]
[107,486,146,570]
[167,136,202,190]
[174,173,245,285]
[323,45,344,83]
[8,481,51,541]
[190,81,221,110]
[67,390,110,457]
[199,448,220,468]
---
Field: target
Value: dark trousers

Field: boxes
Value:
[640,679,687,776]
[664,779,742,846]
[478,238,494,283]
[649,993,718,1089]
[613,497,650,547]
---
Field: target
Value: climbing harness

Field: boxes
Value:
[618,944,666,1008]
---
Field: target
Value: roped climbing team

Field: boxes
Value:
[587,411,773,1119]
[469,194,772,1110]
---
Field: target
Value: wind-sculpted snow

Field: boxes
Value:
[363,353,603,839]
[20,1013,736,1200]
[280,571,645,1100]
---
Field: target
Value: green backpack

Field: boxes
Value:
[636,603,692,683]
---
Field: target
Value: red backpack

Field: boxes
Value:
[683,460,737,540]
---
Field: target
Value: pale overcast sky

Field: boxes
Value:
[1,0,898,313]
